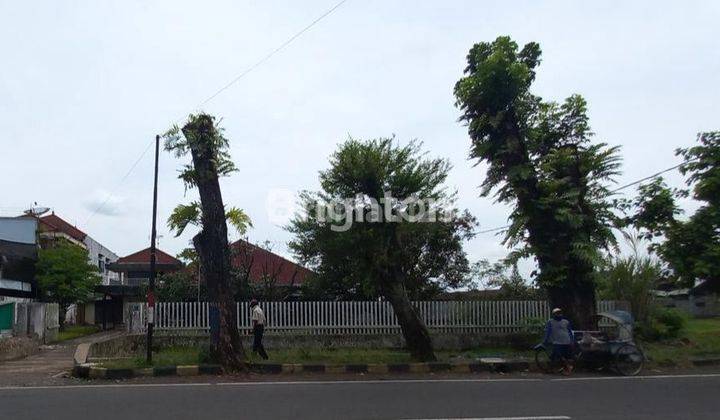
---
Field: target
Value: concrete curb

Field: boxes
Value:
[690,356,720,367]
[72,358,530,379]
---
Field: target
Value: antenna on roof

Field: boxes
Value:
[24,202,50,217]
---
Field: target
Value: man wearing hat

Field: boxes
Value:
[543,307,575,375]
[250,299,269,360]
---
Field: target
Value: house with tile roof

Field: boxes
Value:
[107,247,184,286]
[231,239,313,292]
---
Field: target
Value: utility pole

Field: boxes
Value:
[146,134,160,363]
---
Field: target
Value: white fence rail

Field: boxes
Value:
[126,300,628,335]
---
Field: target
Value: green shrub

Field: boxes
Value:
[198,343,219,364]
[519,316,546,335]
[638,307,688,341]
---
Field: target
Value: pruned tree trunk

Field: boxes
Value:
[183,116,246,370]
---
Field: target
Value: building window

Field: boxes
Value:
[98,253,105,273]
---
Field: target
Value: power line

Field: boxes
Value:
[84,139,155,225]
[608,161,688,194]
[84,0,349,225]
[194,0,348,111]
[474,159,691,235]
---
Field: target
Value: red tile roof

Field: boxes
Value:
[116,247,183,266]
[230,239,313,286]
[39,213,87,242]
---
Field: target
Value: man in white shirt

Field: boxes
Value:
[250,299,269,360]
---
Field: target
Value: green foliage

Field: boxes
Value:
[472,259,544,299]
[163,114,237,191]
[637,307,688,341]
[289,137,476,300]
[156,270,205,302]
[167,202,252,237]
[596,234,663,324]
[55,325,100,342]
[36,242,101,323]
[631,132,720,290]
[518,316,547,335]
[453,36,622,296]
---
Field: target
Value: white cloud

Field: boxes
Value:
[83,189,127,217]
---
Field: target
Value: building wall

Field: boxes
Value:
[83,236,119,285]
[0,217,38,298]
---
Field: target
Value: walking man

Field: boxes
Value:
[544,307,575,375]
[250,299,269,360]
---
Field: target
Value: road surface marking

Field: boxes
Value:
[550,373,720,382]
[403,417,571,420]
[1,373,719,391]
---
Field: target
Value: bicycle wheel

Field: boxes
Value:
[614,344,644,376]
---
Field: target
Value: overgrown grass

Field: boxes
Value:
[643,317,720,367]
[55,325,100,342]
[102,346,202,369]
[100,345,533,369]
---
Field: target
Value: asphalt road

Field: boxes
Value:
[1,374,719,420]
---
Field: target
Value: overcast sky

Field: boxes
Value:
[1,1,718,275]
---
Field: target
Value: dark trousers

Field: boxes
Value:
[253,324,269,360]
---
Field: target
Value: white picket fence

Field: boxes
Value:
[126,300,628,335]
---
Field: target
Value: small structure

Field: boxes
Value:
[82,247,184,329]
[653,280,720,318]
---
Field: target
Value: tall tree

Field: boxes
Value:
[36,241,100,328]
[454,37,622,328]
[164,113,247,370]
[631,131,720,291]
[289,138,475,361]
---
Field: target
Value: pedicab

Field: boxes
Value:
[534,310,645,376]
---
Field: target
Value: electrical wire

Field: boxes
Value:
[474,159,692,235]
[83,0,349,225]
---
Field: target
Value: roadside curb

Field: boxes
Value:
[690,356,720,367]
[72,358,530,379]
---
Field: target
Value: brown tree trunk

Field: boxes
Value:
[183,116,246,370]
[547,281,597,331]
[375,228,436,362]
[381,280,436,361]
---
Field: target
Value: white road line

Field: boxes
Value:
[403,417,571,420]
[214,378,544,386]
[550,373,720,382]
[1,373,719,391]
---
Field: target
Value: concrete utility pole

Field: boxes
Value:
[146,134,160,363]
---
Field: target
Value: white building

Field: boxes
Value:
[37,213,119,285]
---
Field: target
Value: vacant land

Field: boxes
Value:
[97,318,720,369]
[100,346,532,368]
[643,317,720,367]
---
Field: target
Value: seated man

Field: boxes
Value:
[544,308,575,375]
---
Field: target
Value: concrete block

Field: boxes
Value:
[134,368,154,377]
[367,364,389,374]
[409,363,429,373]
[325,364,346,374]
[451,363,471,373]
[176,365,200,376]
[282,364,301,373]
[74,343,91,365]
